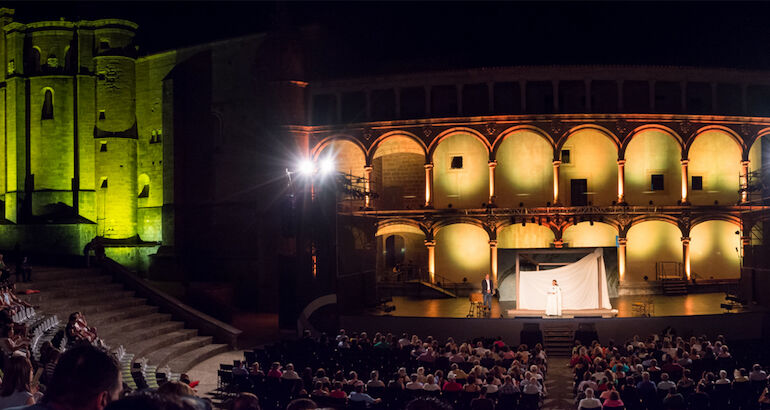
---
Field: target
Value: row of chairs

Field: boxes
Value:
[13,306,36,323]
[30,315,59,361]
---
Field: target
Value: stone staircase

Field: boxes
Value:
[662,279,688,295]
[542,325,574,357]
[17,266,230,373]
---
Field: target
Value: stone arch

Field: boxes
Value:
[626,219,683,282]
[687,128,743,205]
[556,124,620,154]
[558,126,619,206]
[312,135,367,178]
[497,223,555,249]
[431,130,490,209]
[562,221,618,248]
[369,133,426,210]
[375,222,428,281]
[686,125,745,158]
[26,46,41,73]
[368,131,427,163]
[748,129,769,174]
[624,127,683,205]
[690,219,741,280]
[494,127,554,207]
[620,124,684,159]
[491,125,554,159]
[428,127,491,158]
[435,222,491,283]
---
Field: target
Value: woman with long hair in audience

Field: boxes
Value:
[0,355,36,408]
[0,325,28,357]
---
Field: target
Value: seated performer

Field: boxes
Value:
[545,279,562,316]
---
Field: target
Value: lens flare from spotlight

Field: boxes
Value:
[319,157,335,175]
[298,159,314,176]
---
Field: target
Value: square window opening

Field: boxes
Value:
[651,174,664,191]
[692,176,703,191]
[450,156,463,169]
[100,142,107,152]
[561,149,571,164]
[99,110,106,120]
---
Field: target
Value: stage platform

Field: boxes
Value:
[340,293,769,346]
[367,292,747,319]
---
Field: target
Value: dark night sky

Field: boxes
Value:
[7,1,770,77]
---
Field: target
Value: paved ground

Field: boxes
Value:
[542,357,576,410]
[187,350,244,400]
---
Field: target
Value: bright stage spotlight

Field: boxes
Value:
[298,158,315,176]
[319,157,335,175]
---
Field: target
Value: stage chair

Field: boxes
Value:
[467,293,484,318]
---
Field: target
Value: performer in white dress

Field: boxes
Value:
[545,279,562,316]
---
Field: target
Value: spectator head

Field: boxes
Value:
[157,381,196,398]
[426,375,435,385]
[609,391,620,401]
[286,398,316,410]
[232,393,260,410]
[370,370,379,380]
[719,370,728,379]
[585,388,595,398]
[642,372,650,381]
[753,364,762,372]
[285,363,294,371]
[313,382,323,391]
[405,397,453,410]
[349,371,357,380]
[44,345,121,410]
[661,373,669,381]
[410,374,418,382]
[354,384,365,394]
[332,382,343,391]
[0,355,32,397]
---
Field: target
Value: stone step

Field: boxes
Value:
[44,296,147,315]
[101,320,185,345]
[166,343,231,373]
[131,329,199,359]
[36,290,136,309]
[20,283,125,301]
[87,305,158,325]
[143,336,215,368]
[18,275,113,290]
[99,313,174,335]
[22,268,102,281]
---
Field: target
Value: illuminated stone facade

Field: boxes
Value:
[295,66,770,294]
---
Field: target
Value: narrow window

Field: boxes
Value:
[150,130,157,143]
[561,149,571,164]
[450,156,463,169]
[138,184,149,198]
[100,142,107,152]
[651,174,664,191]
[692,176,703,191]
[42,90,53,120]
[100,178,108,188]
[99,110,106,120]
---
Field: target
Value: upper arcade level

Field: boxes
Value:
[307,65,770,125]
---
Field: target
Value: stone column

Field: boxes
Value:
[680,159,690,204]
[617,159,626,204]
[741,160,750,203]
[424,163,434,208]
[364,165,373,209]
[425,240,436,284]
[682,236,691,280]
[489,240,498,285]
[553,160,562,205]
[488,160,497,205]
[617,237,628,282]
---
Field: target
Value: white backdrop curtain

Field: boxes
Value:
[502,248,612,310]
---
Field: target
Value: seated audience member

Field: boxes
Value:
[442,374,462,392]
[0,324,28,357]
[0,355,36,407]
[367,371,385,389]
[36,344,122,410]
[310,382,329,398]
[157,381,197,398]
[281,363,300,380]
[469,386,495,410]
[578,388,603,410]
[266,362,282,378]
[423,375,440,392]
[750,364,768,381]
[349,384,381,406]
[232,393,260,410]
[499,376,519,395]
[250,362,264,377]
[521,376,542,396]
[661,387,685,410]
[602,390,625,409]
[232,361,249,377]
[329,382,347,399]
[406,374,424,390]
[657,373,676,394]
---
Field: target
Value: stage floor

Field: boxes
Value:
[371,292,747,318]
